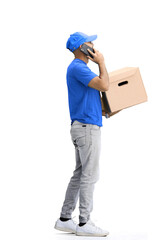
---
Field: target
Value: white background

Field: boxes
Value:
[0,0,160,240]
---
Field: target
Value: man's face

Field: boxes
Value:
[85,41,94,48]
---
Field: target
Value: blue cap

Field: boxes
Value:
[66,32,97,52]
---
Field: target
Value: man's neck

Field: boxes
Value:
[74,55,88,64]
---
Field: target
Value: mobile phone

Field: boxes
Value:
[80,43,95,58]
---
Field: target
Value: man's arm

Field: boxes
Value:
[87,48,110,92]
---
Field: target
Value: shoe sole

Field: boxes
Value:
[76,232,109,237]
[54,225,76,234]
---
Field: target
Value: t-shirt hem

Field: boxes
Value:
[71,119,103,127]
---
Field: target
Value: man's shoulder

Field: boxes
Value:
[70,59,88,68]
[68,59,87,74]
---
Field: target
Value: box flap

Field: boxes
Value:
[109,67,138,83]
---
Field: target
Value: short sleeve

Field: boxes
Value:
[74,63,98,87]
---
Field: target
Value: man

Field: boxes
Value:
[54,32,110,237]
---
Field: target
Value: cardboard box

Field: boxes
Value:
[101,67,148,117]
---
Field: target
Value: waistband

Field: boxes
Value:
[72,120,100,129]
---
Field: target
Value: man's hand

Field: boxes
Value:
[102,110,106,116]
[87,48,105,65]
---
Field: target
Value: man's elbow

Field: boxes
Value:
[103,83,110,91]
[101,77,110,91]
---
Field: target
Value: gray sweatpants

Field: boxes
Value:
[60,120,101,223]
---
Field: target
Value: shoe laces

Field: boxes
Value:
[88,219,96,226]
[88,220,103,232]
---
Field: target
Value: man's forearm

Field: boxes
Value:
[98,61,110,90]
[87,47,110,91]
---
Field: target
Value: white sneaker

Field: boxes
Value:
[76,220,109,237]
[54,218,77,233]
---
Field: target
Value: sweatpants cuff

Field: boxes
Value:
[60,214,72,219]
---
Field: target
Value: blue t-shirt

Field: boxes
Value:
[67,59,102,127]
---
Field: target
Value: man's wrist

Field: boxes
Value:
[98,60,105,66]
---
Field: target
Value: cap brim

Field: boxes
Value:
[86,34,97,42]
